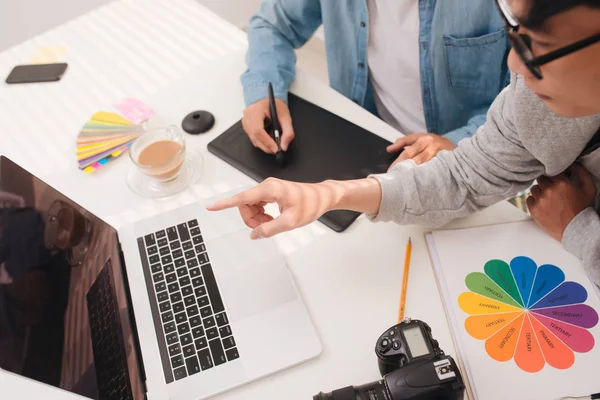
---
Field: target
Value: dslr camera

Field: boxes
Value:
[314,318,464,400]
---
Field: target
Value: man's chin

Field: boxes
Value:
[540,98,590,118]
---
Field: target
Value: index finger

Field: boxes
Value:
[206,186,273,211]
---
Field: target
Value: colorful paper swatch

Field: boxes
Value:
[77,111,144,173]
[459,256,599,373]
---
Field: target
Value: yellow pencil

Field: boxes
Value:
[398,237,412,323]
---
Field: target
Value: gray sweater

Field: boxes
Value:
[370,75,600,286]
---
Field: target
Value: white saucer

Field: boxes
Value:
[126,151,202,198]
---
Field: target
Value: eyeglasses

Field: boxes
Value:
[495,0,600,79]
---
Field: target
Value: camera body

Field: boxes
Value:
[314,318,464,400]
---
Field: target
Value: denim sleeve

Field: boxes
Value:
[241,0,323,106]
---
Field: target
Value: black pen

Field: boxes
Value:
[268,82,285,165]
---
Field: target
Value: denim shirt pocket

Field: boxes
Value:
[443,28,507,90]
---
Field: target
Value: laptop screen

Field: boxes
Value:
[0,157,145,399]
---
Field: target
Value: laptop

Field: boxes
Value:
[0,156,321,399]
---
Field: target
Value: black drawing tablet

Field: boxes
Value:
[208,93,398,232]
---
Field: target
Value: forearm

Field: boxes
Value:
[562,208,600,287]
[319,178,382,216]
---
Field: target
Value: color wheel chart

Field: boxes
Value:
[458,256,599,373]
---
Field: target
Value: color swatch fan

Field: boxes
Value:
[77,111,145,173]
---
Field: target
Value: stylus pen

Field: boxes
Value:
[268,82,284,164]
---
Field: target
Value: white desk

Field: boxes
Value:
[0,1,530,398]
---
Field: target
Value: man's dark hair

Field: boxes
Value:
[522,0,600,29]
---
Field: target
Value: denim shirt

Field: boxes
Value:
[241,0,511,144]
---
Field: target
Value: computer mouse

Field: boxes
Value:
[182,110,215,134]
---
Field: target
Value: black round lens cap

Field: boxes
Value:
[182,110,215,134]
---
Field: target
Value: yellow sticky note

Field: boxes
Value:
[91,111,133,126]
[29,45,66,64]
[83,166,96,174]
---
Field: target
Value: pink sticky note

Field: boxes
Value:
[114,98,155,124]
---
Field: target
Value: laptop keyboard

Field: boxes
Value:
[137,219,239,383]
[87,259,134,400]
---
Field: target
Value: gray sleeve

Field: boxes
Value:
[368,79,545,227]
[562,208,600,287]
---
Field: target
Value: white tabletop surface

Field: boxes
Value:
[0,0,531,398]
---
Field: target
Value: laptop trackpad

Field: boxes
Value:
[206,231,298,321]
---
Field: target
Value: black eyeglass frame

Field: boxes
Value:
[495,0,600,79]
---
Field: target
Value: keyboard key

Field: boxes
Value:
[180,333,193,347]
[180,276,191,287]
[184,296,196,307]
[170,292,182,303]
[197,296,209,308]
[151,264,162,273]
[215,313,229,327]
[177,223,191,242]
[164,321,176,333]
[171,354,184,369]
[226,347,239,361]
[201,264,225,313]
[164,264,175,274]
[200,306,212,318]
[182,241,193,251]
[185,250,196,259]
[158,291,169,302]
[191,227,201,236]
[183,344,195,358]
[168,282,179,293]
[187,258,199,268]
[195,336,208,350]
[182,285,193,297]
[188,219,199,228]
[166,273,177,284]
[158,238,168,247]
[195,286,207,297]
[177,266,187,276]
[159,302,171,312]
[190,316,202,328]
[161,255,173,265]
[166,332,178,345]
[173,249,183,259]
[178,323,190,335]
[153,272,164,282]
[149,255,160,264]
[159,247,170,256]
[193,235,204,245]
[185,355,201,376]
[168,343,181,357]
[198,253,209,265]
[198,349,213,370]
[175,259,186,268]
[219,325,232,338]
[145,234,156,247]
[167,227,178,242]
[187,305,199,316]
[156,230,166,239]
[190,268,201,278]
[192,326,204,338]
[155,282,167,293]
[209,339,227,366]
[192,277,204,288]
[173,302,185,314]
[204,316,216,329]
[195,244,206,254]
[147,246,158,255]
[170,240,181,250]
[175,312,187,324]
[223,336,236,349]
[161,311,174,323]
[174,366,187,380]
[206,327,218,340]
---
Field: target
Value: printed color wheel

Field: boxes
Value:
[458,256,599,372]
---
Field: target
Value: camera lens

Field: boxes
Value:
[313,380,389,400]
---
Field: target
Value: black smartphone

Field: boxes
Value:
[5,63,68,84]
